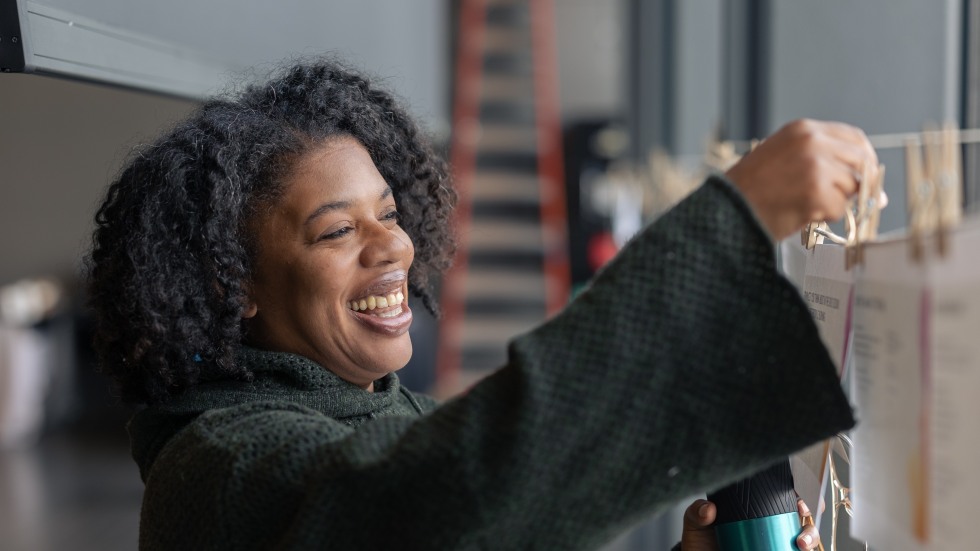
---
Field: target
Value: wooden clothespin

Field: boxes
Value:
[801,221,847,249]
[936,122,963,256]
[908,122,963,261]
[843,162,885,269]
[906,135,935,262]
[801,221,826,249]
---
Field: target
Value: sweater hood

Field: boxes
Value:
[128,346,412,482]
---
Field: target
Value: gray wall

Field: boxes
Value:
[0,75,196,285]
[554,0,625,121]
[672,0,723,158]
[766,0,962,233]
[35,0,449,130]
[626,0,723,163]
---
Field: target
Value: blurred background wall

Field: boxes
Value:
[1,0,976,549]
[0,77,196,285]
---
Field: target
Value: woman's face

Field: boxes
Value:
[244,136,415,390]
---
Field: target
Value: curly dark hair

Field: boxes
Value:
[87,58,456,405]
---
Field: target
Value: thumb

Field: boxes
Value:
[681,499,719,551]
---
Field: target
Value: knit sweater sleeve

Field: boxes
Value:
[139,176,854,550]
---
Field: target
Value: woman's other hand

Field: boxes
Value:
[679,499,718,550]
[679,498,820,550]
[725,119,879,241]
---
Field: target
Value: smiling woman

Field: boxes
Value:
[244,138,416,390]
[86,57,870,550]
[88,59,454,404]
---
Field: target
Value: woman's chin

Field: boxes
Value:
[363,333,414,379]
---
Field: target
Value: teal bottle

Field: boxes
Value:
[715,512,800,551]
[709,459,800,551]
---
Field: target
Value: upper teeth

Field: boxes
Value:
[350,291,405,312]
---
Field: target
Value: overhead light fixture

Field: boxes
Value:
[0,0,231,100]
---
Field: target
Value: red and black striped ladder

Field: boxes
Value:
[436,0,570,395]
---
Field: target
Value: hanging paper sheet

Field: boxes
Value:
[790,242,854,531]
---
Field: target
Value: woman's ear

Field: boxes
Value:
[241,284,258,319]
[242,299,258,319]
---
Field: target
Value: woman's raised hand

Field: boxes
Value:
[725,119,879,241]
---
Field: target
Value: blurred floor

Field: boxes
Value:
[0,431,142,551]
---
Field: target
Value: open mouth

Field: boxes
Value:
[346,271,413,336]
[348,287,407,318]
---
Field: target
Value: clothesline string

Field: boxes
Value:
[865,127,980,149]
[728,127,980,153]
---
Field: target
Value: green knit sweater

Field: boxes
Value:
[128,177,855,550]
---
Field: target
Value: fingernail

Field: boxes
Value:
[698,503,710,519]
[800,533,813,547]
[798,499,811,516]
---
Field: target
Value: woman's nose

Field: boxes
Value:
[359,221,413,267]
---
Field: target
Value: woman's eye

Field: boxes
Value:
[382,210,400,223]
[321,226,353,240]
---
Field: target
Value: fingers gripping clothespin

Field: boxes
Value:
[844,162,884,269]
[803,162,885,271]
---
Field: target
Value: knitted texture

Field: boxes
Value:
[130,177,855,550]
